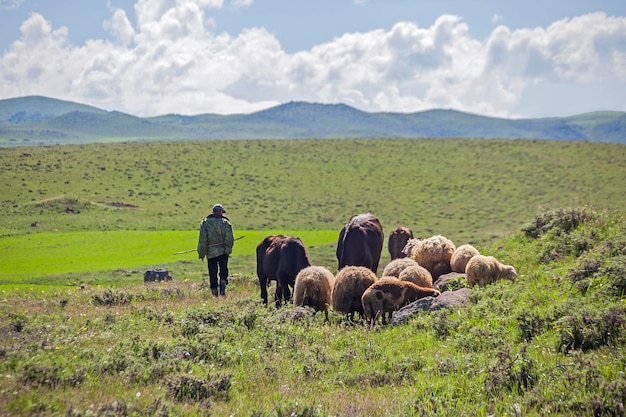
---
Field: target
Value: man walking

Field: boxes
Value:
[197,204,235,297]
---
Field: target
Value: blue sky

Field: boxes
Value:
[0,0,625,117]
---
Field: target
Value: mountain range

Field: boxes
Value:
[0,95,624,146]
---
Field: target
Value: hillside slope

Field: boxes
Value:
[0,96,625,146]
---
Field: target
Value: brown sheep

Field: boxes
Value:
[450,244,480,273]
[381,257,420,278]
[379,275,399,281]
[294,266,335,321]
[465,255,517,287]
[410,235,456,280]
[361,280,440,326]
[398,264,433,288]
[388,226,414,260]
[331,266,378,320]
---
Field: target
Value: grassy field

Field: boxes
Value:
[1,139,624,241]
[1,138,626,416]
[0,230,338,287]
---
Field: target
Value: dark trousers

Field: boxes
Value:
[207,253,229,294]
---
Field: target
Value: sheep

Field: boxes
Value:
[450,244,480,273]
[398,264,433,288]
[331,266,378,320]
[388,226,414,260]
[401,238,421,258]
[465,255,517,287]
[410,235,456,280]
[379,275,399,281]
[361,280,440,326]
[293,266,335,321]
[381,257,420,278]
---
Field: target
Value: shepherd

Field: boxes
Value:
[197,203,235,297]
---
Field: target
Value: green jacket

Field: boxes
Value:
[197,214,234,259]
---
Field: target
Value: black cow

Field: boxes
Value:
[336,213,384,274]
[256,235,311,307]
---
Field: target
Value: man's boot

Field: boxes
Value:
[219,279,227,297]
[211,288,219,297]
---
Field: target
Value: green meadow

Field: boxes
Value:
[0,230,337,286]
[1,138,626,416]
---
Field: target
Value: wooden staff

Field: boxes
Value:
[173,235,245,255]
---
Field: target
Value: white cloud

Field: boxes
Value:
[0,5,624,117]
[104,8,136,44]
[231,0,253,7]
[0,0,23,11]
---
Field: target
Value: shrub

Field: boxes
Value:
[522,207,596,239]
[91,289,134,306]
[601,255,626,297]
[516,311,547,342]
[166,372,232,403]
[255,402,326,417]
[484,345,537,395]
[555,307,626,352]
[19,363,86,388]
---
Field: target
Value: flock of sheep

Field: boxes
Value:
[293,227,517,326]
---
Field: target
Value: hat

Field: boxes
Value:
[212,203,226,213]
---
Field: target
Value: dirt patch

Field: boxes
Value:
[106,202,139,208]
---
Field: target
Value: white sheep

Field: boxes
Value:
[450,244,480,273]
[294,266,335,321]
[401,238,421,258]
[465,255,517,287]
[410,235,456,280]
[398,264,433,288]
[381,257,420,278]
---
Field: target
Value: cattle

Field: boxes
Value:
[336,213,384,274]
[388,226,414,260]
[256,235,311,307]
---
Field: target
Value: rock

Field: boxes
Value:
[434,272,467,292]
[389,288,473,325]
[430,288,472,311]
[144,268,172,283]
[390,296,436,325]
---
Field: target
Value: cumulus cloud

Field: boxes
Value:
[0,2,624,117]
[0,0,23,11]
[231,0,253,7]
[104,8,136,44]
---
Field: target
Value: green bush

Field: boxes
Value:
[555,307,626,352]
[522,207,596,239]
[166,372,232,402]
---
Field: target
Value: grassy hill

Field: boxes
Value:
[1,96,625,146]
[1,137,626,415]
[1,139,624,244]
[1,207,625,416]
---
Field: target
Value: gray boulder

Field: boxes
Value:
[390,288,472,325]
[434,272,467,292]
[143,268,172,283]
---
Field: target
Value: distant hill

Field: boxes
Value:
[0,95,624,146]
